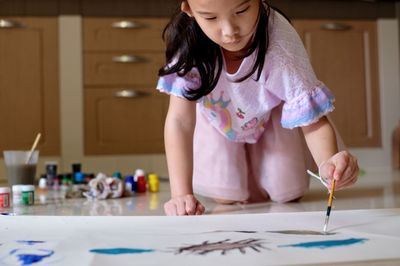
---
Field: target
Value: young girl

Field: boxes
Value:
[157,0,359,216]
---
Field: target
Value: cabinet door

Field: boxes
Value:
[0,17,60,155]
[84,88,168,154]
[293,20,381,147]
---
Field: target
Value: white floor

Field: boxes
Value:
[2,168,399,217]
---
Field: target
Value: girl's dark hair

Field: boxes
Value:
[158,1,275,101]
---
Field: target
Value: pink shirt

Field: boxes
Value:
[157,11,335,143]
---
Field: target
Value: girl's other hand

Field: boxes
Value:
[164,194,205,216]
[319,151,359,190]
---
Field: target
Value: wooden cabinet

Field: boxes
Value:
[83,17,168,155]
[293,20,381,148]
[0,17,60,155]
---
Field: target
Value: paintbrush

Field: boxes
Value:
[323,178,336,233]
[26,133,41,164]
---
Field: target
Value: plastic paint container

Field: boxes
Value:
[12,185,24,206]
[136,176,147,193]
[124,175,135,196]
[148,174,159,193]
[0,187,11,208]
[21,185,35,205]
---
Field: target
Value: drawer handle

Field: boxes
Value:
[0,19,24,28]
[112,55,146,63]
[114,89,150,98]
[111,20,145,29]
[320,23,352,31]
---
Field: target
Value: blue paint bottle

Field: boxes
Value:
[74,172,85,184]
[124,176,135,196]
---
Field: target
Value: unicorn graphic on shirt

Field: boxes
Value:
[203,92,237,141]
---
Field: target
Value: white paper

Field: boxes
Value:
[0,208,399,265]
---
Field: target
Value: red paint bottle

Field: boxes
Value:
[136,175,147,193]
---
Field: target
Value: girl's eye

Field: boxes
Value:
[236,6,250,15]
[204,17,217,20]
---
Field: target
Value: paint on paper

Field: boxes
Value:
[279,238,368,249]
[16,240,46,246]
[174,238,267,255]
[89,248,155,255]
[4,248,55,265]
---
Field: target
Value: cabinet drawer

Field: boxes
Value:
[83,17,168,51]
[84,52,165,86]
[84,88,168,154]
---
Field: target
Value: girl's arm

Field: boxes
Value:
[301,116,359,190]
[163,95,205,215]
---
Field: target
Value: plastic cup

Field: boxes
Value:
[3,150,39,186]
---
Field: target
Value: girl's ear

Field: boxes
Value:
[181,1,193,17]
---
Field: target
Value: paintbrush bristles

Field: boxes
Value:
[323,216,329,233]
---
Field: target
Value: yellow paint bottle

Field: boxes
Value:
[148,173,159,193]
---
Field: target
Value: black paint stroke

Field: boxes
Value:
[174,238,267,255]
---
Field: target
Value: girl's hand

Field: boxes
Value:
[164,194,205,216]
[319,151,359,190]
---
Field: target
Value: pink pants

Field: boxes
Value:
[193,104,316,203]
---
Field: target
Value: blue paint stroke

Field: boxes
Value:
[279,238,368,249]
[16,240,46,246]
[1,212,16,216]
[9,249,54,265]
[90,248,155,255]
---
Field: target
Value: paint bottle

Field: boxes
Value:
[45,161,58,187]
[112,171,122,179]
[134,169,145,182]
[74,172,85,184]
[38,176,48,192]
[0,187,11,208]
[148,173,159,193]
[136,176,147,193]
[124,175,135,196]
[37,177,48,204]
[21,185,35,205]
[52,176,60,191]
[12,185,24,206]
[72,163,81,174]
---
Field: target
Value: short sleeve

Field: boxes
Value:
[281,85,335,129]
[264,11,335,129]
[156,68,201,98]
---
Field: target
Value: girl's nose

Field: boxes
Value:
[221,20,239,38]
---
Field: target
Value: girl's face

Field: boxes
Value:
[182,0,260,53]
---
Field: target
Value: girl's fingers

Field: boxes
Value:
[319,161,334,180]
[164,201,177,216]
[335,158,359,190]
[185,198,197,215]
[342,162,359,188]
[176,199,187,216]
[333,154,350,181]
[164,196,205,216]
[195,203,205,215]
